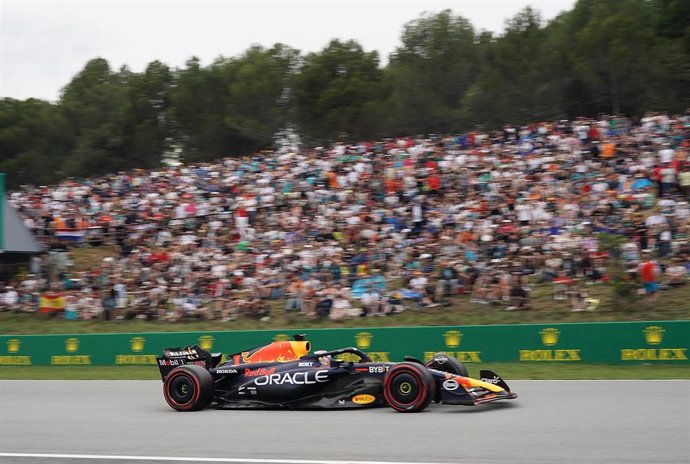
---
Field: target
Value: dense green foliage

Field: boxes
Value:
[1,0,688,187]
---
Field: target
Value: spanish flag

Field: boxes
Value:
[39,292,66,314]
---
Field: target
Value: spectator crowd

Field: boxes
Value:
[2,111,690,321]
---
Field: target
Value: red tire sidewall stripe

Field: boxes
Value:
[384,365,428,411]
[164,370,201,411]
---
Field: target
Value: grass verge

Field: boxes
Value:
[1,363,688,380]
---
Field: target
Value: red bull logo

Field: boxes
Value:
[234,341,311,364]
[244,367,276,377]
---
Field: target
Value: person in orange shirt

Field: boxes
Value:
[602,142,616,158]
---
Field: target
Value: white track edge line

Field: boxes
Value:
[0,453,449,464]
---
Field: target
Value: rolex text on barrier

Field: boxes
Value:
[0,321,688,366]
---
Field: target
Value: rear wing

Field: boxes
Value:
[156,344,223,381]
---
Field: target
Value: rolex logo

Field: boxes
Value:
[198,335,214,351]
[644,326,665,345]
[130,337,145,353]
[65,338,80,353]
[7,339,21,353]
[443,330,462,348]
[540,328,560,347]
[355,332,373,349]
[273,334,290,342]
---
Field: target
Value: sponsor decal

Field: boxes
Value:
[115,337,156,364]
[51,355,91,365]
[355,332,373,349]
[540,328,560,346]
[0,356,32,365]
[115,355,157,365]
[216,369,238,374]
[368,365,389,373]
[254,370,329,386]
[644,326,664,345]
[65,338,80,353]
[158,358,185,367]
[7,338,21,353]
[244,367,276,377]
[443,330,462,348]
[424,351,482,363]
[298,362,314,367]
[130,337,145,353]
[620,326,687,361]
[433,355,448,364]
[519,328,581,362]
[166,349,198,357]
[352,394,376,405]
[51,337,91,365]
[442,379,459,391]
[519,349,581,361]
[198,335,214,351]
[1,338,32,365]
[338,352,391,363]
[481,376,501,385]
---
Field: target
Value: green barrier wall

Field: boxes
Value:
[1,321,688,366]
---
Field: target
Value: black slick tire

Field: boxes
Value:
[163,365,214,411]
[383,362,435,412]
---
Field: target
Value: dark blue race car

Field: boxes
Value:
[157,334,517,413]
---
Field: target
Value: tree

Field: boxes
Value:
[0,98,70,187]
[225,44,301,146]
[566,0,656,115]
[292,39,387,143]
[386,10,479,134]
[59,58,132,177]
[121,60,174,170]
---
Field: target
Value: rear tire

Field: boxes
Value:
[163,365,214,411]
[425,352,468,377]
[383,362,435,412]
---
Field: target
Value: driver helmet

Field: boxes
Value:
[314,350,332,367]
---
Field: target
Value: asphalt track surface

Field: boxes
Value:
[0,380,688,464]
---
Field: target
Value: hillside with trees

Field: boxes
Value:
[1,0,688,188]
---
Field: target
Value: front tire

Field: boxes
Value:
[383,363,435,412]
[163,365,214,411]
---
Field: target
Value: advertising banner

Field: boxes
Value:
[1,321,688,366]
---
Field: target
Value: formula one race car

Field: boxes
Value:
[157,335,517,413]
